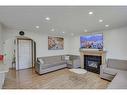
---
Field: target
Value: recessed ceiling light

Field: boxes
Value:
[88,11,93,15]
[105,25,109,27]
[36,26,39,28]
[99,19,103,22]
[84,29,88,32]
[62,31,65,34]
[51,28,55,31]
[45,17,50,21]
[71,33,74,36]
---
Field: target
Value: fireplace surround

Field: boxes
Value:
[80,49,106,74]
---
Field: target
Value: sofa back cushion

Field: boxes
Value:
[43,56,63,64]
[62,55,80,60]
[108,59,127,70]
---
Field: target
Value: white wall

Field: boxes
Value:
[3,26,127,67]
[104,27,127,60]
[68,35,80,55]
[69,26,127,60]
[0,24,3,54]
[3,29,70,56]
[2,29,70,67]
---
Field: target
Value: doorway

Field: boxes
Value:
[16,38,36,70]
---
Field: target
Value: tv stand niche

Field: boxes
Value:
[80,49,106,69]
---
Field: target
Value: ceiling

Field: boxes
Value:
[0,6,127,36]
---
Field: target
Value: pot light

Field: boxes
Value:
[36,26,39,29]
[84,29,88,32]
[99,19,103,22]
[88,11,93,15]
[62,31,65,34]
[51,28,55,32]
[71,33,74,36]
[105,25,109,27]
[45,17,50,21]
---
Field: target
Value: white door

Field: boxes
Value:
[18,40,32,70]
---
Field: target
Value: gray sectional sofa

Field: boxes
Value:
[35,55,80,74]
[100,59,127,89]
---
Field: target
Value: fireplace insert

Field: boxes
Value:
[84,55,101,74]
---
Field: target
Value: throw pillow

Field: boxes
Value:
[64,56,70,60]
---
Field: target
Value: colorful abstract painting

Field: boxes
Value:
[80,34,103,49]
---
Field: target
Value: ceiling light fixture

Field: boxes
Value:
[51,28,55,31]
[84,29,88,32]
[45,17,50,21]
[36,26,39,29]
[62,31,65,34]
[99,19,103,22]
[71,33,74,36]
[88,11,93,15]
[105,25,109,27]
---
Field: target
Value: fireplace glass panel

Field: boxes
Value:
[87,61,98,68]
[84,55,101,74]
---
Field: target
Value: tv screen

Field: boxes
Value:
[80,34,103,49]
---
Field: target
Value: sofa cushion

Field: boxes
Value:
[113,71,127,82]
[64,56,70,60]
[108,71,127,89]
[43,56,63,64]
[61,55,72,60]
[107,59,127,70]
[41,61,66,69]
[108,82,127,89]
[103,68,120,76]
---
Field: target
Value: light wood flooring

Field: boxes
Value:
[3,68,109,89]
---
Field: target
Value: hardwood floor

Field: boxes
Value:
[3,68,109,89]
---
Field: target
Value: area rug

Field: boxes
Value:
[69,68,87,74]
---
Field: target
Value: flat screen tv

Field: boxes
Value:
[80,34,103,49]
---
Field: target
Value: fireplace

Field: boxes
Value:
[84,55,101,74]
[80,50,106,74]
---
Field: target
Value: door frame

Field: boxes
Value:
[16,38,35,70]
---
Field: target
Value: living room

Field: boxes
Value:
[0,5,127,90]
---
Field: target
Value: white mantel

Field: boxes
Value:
[80,49,107,68]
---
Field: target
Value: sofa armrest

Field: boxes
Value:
[72,58,81,68]
[35,62,41,73]
[100,63,107,69]
[100,63,107,74]
[100,63,115,81]
[73,58,80,63]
